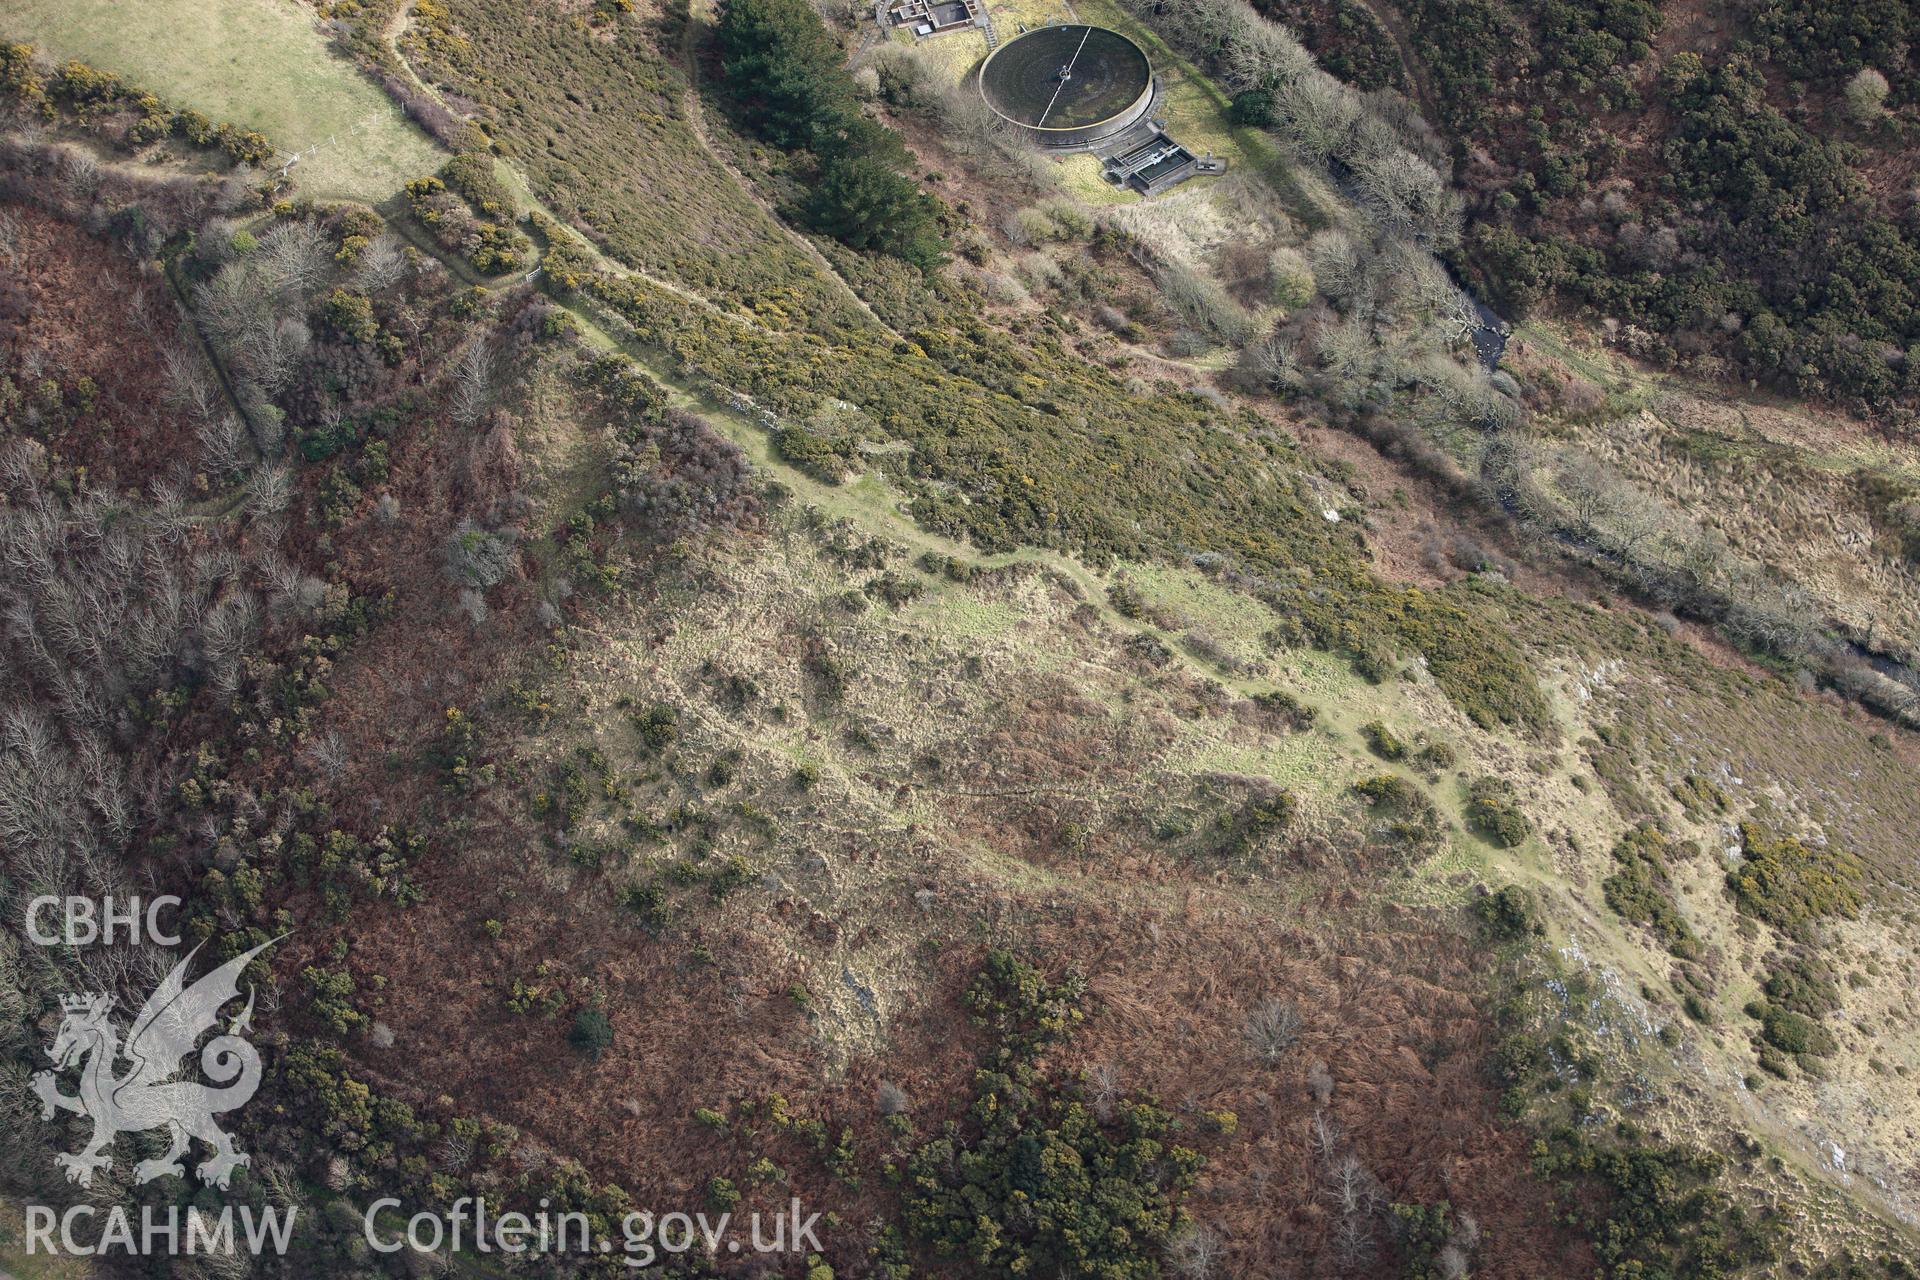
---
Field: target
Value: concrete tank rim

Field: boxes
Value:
[975,23,1154,137]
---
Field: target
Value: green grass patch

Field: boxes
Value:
[0,0,443,201]
[0,1197,91,1280]
[895,28,988,86]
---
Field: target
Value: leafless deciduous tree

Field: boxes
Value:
[123,281,156,337]
[451,341,494,428]
[1327,1153,1381,1264]
[163,345,219,421]
[1245,998,1302,1062]
[254,219,330,297]
[1350,142,1461,250]
[1335,1207,1376,1266]
[391,304,428,350]
[1307,229,1364,308]
[253,317,311,393]
[197,413,249,477]
[202,590,261,695]
[60,148,100,199]
[262,554,327,615]
[353,233,408,294]
[0,442,267,973]
[246,463,294,518]
[1310,1109,1342,1161]
[1165,1223,1228,1279]
[302,729,351,783]
[1085,1062,1122,1122]
[1237,329,1304,395]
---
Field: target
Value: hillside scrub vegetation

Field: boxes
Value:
[7,0,1920,1276]
[899,952,1202,1277]
[403,160,529,277]
[564,245,1550,729]
[402,0,863,327]
[1377,0,1920,423]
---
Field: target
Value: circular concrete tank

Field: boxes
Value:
[978,24,1154,150]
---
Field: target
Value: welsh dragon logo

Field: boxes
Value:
[32,938,278,1190]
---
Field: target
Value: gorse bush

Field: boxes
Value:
[404,164,529,275]
[1464,775,1530,848]
[1601,825,1701,959]
[774,421,859,483]
[1351,773,1445,856]
[1745,950,1844,1065]
[1751,1004,1834,1058]
[1215,786,1298,862]
[440,151,514,218]
[1473,884,1542,940]
[899,952,1201,1278]
[1531,1129,1776,1279]
[1251,687,1317,729]
[1360,719,1407,760]
[1726,822,1864,937]
[1761,953,1841,1021]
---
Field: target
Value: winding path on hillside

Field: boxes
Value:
[362,2,1382,681]
[674,0,904,343]
[378,3,789,337]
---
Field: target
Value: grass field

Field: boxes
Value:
[889,25,990,83]
[0,0,442,202]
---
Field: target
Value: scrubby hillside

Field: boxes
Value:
[0,0,1916,1277]
[1332,0,1920,423]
